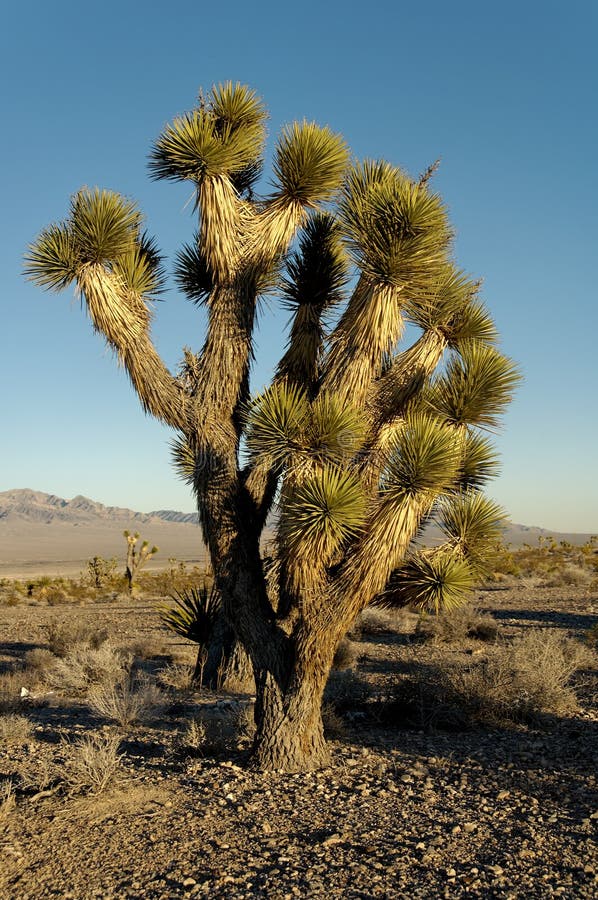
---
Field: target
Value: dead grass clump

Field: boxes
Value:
[0,779,16,820]
[62,732,123,794]
[41,586,70,606]
[45,644,130,694]
[585,623,598,650]
[0,713,35,744]
[44,621,108,657]
[179,704,244,758]
[445,629,596,723]
[87,675,163,727]
[0,670,32,712]
[332,638,359,671]
[322,702,348,738]
[1,591,24,607]
[416,604,498,645]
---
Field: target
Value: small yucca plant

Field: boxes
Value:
[159,582,221,683]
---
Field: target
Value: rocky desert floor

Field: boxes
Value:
[0,582,596,899]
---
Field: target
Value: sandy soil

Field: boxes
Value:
[0,584,596,898]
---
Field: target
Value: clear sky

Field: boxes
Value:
[1,0,596,532]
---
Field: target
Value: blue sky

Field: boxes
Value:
[1,0,596,532]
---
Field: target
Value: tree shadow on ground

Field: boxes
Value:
[490,608,597,633]
[0,641,43,671]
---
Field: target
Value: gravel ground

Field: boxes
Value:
[0,584,597,898]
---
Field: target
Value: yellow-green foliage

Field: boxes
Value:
[491,536,597,583]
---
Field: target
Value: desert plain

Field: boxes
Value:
[0,491,596,898]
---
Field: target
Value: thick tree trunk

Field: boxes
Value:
[251,635,335,772]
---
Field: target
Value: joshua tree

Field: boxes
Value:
[124,531,158,594]
[26,83,519,772]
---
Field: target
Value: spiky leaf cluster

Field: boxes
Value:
[437,490,506,575]
[281,212,348,312]
[381,551,475,612]
[280,468,366,557]
[245,383,309,467]
[158,583,221,645]
[149,82,266,189]
[339,162,451,286]
[382,412,460,499]
[428,343,521,429]
[174,234,214,305]
[459,431,501,489]
[25,188,163,297]
[273,122,349,205]
[404,265,497,348]
[245,384,366,470]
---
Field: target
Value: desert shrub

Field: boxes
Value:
[130,637,169,660]
[332,638,359,670]
[1,591,24,607]
[144,561,211,597]
[355,607,401,636]
[44,621,109,657]
[0,713,35,744]
[0,670,34,712]
[42,586,70,606]
[541,566,590,588]
[24,647,56,675]
[415,604,498,645]
[44,643,130,694]
[181,718,209,756]
[62,732,123,794]
[86,556,118,590]
[87,674,163,727]
[444,629,596,723]
[157,662,195,692]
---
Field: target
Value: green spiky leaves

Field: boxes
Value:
[245,384,366,470]
[437,490,506,575]
[383,551,475,612]
[273,121,349,206]
[174,234,214,305]
[25,189,163,297]
[459,431,501,489]
[339,161,451,287]
[158,583,221,645]
[281,212,348,312]
[428,343,521,429]
[404,265,498,348]
[281,467,366,558]
[307,394,367,463]
[245,383,309,468]
[70,189,142,262]
[24,223,79,291]
[170,435,197,486]
[383,412,460,499]
[149,82,266,188]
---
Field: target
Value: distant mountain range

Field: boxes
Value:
[0,489,594,577]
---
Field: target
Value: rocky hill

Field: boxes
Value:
[0,489,593,577]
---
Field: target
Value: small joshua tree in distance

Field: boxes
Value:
[124,531,158,594]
